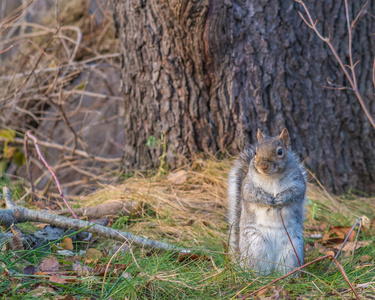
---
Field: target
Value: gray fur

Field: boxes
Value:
[228,142,306,275]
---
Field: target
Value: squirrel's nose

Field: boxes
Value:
[259,162,269,171]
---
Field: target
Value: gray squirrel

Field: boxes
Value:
[227,128,306,275]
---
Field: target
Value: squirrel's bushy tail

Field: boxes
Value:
[227,145,254,254]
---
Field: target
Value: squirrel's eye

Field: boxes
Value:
[277,148,283,156]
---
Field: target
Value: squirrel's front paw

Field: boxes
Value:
[273,196,284,205]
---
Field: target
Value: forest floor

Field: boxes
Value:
[1,157,375,299]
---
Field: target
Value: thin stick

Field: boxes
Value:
[25,131,78,220]
[101,241,128,294]
[0,136,122,163]
[345,0,357,89]
[279,212,303,278]
[243,254,359,299]
[351,219,362,264]
[327,217,362,270]
[23,135,35,195]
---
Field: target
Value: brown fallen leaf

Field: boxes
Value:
[330,226,356,241]
[359,255,372,263]
[58,237,74,251]
[93,263,128,276]
[73,262,94,276]
[85,248,103,264]
[39,256,60,273]
[34,271,48,276]
[257,287,270,297]
[334,241,371,253]
[322,225,358,248]
[314,242,331,254]
[30,285,55,297]
[49,274,68,284]
[10,225,24,251]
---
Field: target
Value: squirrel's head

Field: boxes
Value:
[253,128,290,176]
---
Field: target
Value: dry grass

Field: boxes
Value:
[81,158,231,246]
[80,157,375,247]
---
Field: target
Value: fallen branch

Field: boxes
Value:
[0,187,185,252]
[243,254,359,300]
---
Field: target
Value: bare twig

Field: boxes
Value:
[327,217,363,271]
[243,254,359,299]
[0,186,186,252]
[279,212,303,278]
[351,219,362,264]
[296,0,375,129]
[25,131,78,220]
[101,241,129,294]
[23,134,35,195]
[0,136,122,163]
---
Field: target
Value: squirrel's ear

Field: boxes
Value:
[257,129,264,142]
[279,128,290,148]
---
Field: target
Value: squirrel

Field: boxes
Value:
[227,128,306,275]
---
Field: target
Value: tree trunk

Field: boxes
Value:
[113,0,375,195]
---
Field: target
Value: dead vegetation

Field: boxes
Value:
[78,157,375,246]
[0,0,123,197]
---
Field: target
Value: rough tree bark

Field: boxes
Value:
[113,0,375,194]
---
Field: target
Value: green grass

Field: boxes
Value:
[1,162,375,299]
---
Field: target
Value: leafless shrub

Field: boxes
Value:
[0,0,124,199]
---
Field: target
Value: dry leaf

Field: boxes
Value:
[39,256,60,272]
[85,248,103,264]
[257,287,270,297]
[30,285,55,297]
[322,226,356,247]
[10,225,24,251]
[58,237,74,251]
[73,262,94,276]
[49,274,68,284]
[34,271,48,276]
[335,241,371,253]
[359,255,372,263]
[330,226,356,241]
[314,242,330,254]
